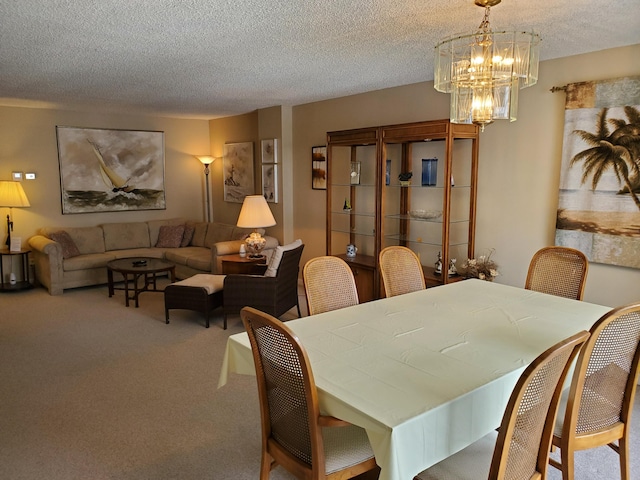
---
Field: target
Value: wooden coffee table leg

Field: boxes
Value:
[108,268,114,297]
[124,272,132,307]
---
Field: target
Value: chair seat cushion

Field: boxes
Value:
[322,424,375,475]
[170,274,225,295]
[414,430,496,480]
[264,239,302,277]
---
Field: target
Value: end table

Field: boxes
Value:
[0,248,34,292]
[221,254,268,275]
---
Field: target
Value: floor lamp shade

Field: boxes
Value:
[0,181,31,248]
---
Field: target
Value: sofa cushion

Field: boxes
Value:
[165,246,210,268]
[41,226,106,255]
[102,222,150,250]
[205,223,235,249]
[147,218,185,246]
[191,222,208,247]
[181,223,195,247]
[63,252,115,272]
[48,230,81,259]
[156,225,185,248]
[264,239,302,277]
[110,248,165,259]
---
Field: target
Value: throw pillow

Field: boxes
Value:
[49,230,81,259]
[264,239,302,277]
[180,223,195,247]
[156,225,185,248]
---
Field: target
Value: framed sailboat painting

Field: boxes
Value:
[56,126,166,214]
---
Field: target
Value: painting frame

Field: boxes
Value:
[261,139,278,163]
[56,126,165,214]
[223,141,255,203]
[555,75,640,269]
[262,163,278,203]
[312,145,327,190]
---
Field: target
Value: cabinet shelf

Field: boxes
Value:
[332,210,376,217]
[383,234,470,248]
[332,228,376,237]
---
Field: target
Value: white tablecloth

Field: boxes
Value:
[219,279,610,480]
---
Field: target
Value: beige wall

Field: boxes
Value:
[209,111,258,226]
[291,44,640,307]
[2,44,638,307]
[0,107,211,254]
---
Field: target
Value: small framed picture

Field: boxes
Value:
[262,164,278,203]
[311,146,327,190]
[422,158,438,186]
[261,139,277,163]
[10,236,22,252]
[350,161,361,185]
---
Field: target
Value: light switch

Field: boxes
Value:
[25,173,36,180]
[12,172,23,181]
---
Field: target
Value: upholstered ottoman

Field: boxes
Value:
[164,274,225,328]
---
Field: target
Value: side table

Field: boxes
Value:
[0,248,34,292]
[221,254,268,275]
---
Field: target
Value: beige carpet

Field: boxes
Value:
[0,283,637,479]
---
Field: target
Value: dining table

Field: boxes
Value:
[218,279,611,480]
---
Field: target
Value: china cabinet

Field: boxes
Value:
[326,120,479,300]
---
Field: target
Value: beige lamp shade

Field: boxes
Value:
[237,195,276,229]
[0,181,31,207]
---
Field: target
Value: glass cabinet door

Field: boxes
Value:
[381,121,479,287]
[328,143,377,258]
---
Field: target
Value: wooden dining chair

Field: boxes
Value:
[525,246,589,300]
[549,303,640,480]
[303,256,359,316]
[379,246,425,298]
[241,306,379,480]
[414,329,590,480]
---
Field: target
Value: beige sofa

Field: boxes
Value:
[28,218,278,295]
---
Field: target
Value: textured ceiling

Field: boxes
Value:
[1,0,638,119]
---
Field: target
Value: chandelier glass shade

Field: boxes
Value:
[434,0,540,131]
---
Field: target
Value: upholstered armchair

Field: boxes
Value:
[223,242,304,322]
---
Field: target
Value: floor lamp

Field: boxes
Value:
[195,156,215,222]
[0,181,31,249]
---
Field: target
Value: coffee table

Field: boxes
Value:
[107,257,176,307]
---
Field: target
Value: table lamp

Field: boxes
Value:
[0,181,31,249]
[236,195,276,258]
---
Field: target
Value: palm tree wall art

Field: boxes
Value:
[555,76,640,269]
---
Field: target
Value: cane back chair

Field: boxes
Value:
[525,246,588,300]
[415,330,590,480]
[550,303,640,480]
[303,256,359,316]
[379,246,425,298]
[241,306,378,480]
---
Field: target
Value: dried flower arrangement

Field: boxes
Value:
[458,249,499,281]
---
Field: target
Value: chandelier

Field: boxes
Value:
[434,0,540,131]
